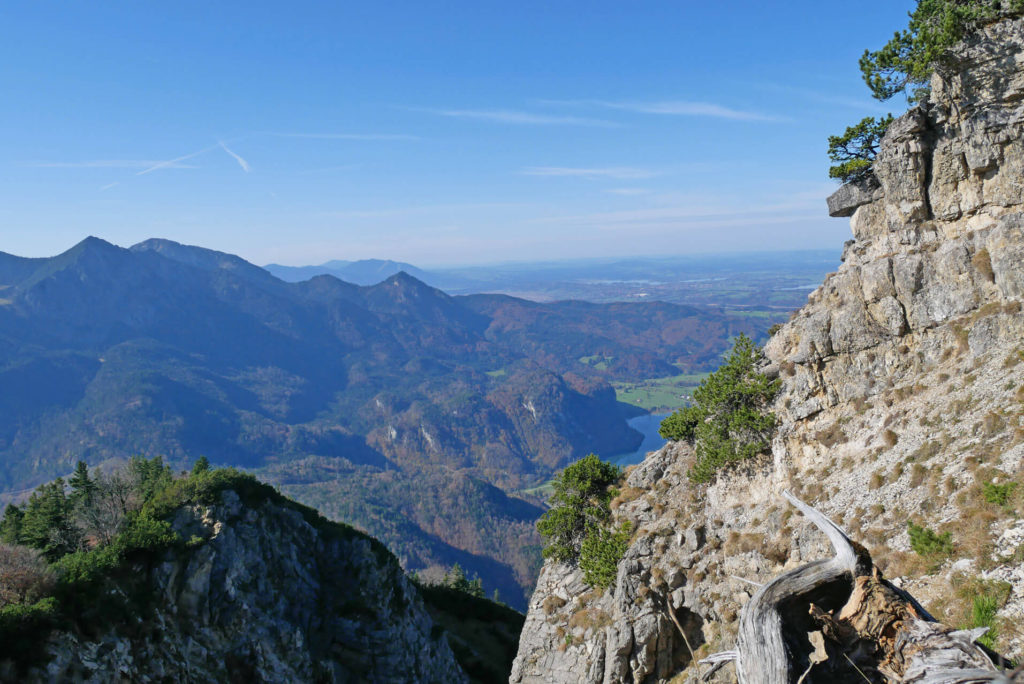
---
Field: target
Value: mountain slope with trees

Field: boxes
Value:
[0,237,771,607]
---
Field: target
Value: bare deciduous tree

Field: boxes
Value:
[74,468,140,547]
[0,543,55,608]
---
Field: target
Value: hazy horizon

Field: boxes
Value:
[1,233,841,271]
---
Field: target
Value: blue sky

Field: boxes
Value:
[0,1,915,266]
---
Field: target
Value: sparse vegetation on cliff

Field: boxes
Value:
[829,0,1024,182]
[412,569,526,684]
[514,11,1024,680]
[659,334,780,483]
[578,520,632,590]
[861,0,1024,102]
[827,115,893,183]
[536,455,630,590]
[907,521,953,557]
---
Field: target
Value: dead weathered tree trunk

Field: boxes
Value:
[700,491,1019,683]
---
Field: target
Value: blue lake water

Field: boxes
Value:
[608,413,668,467]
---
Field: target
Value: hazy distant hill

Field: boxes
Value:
[264,258,447,287]
[0,237,773,606]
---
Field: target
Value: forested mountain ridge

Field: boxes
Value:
[0,237,770,607]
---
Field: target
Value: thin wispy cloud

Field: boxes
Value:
[532,197,819,229]
[271,132,419,141]
[32,130,401,185]
[605,100,776,121]
[532,208,823,237]
[219,141,251,173]
[530,191,827,234]
[425,108,617,127]
[322,202,528,220]
[753,82,890,113]
[522,166,658,180]
[137,144,220,176]
[30,160,198,169]
[99,182,119,191]
[543,99,780,122]
[605,188,652,196]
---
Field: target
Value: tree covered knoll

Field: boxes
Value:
[0,459,519,681]
[0,458,389,666]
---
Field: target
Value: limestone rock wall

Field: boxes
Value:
[27,490,466,683]
[511,15,1024,684]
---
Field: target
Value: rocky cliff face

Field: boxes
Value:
[511,15,1024,684]
[21,489,466,683]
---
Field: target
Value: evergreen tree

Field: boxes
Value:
[579,520,632,589]
[660,334,780,483]
[443,563,485,598]
[445,563,467,590]
[130,456,172,502]
[828,1,1024,181]
[536,454,620,563]
[0,504,24,544]
[69,460,96,505]
[827,115,893,183]
[860,0,1024,102]
[18,478,80,559]
[191,456,211,476]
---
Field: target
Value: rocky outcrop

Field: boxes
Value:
[512,15,1024,684]
[24,490,466,683]
[827,176,882,218]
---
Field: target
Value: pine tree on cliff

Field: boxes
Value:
[536,454,619,562]
[829,0,1024,183]
[660,334,779,483]
[860,0,1024,102]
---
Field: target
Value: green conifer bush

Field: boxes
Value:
[536,454,629,589]
[860,0,1024,102]
[829,0,1024,182]
[536,454,620,563]
[660,334,780,483]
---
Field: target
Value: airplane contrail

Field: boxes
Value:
[136,144,219,176]
[219,140,251,172]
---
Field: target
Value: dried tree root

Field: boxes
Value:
[700,491,1017,683]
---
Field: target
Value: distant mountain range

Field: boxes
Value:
[262,250,840,310]
[264,258,442,287]
[0,237,780,607]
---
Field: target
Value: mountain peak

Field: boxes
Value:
[370,270,442,299]
[70,235,120,254]
[131,238,284,288]
[50,235,126,266]
[384,270,421,285]
[130,237,183,252]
